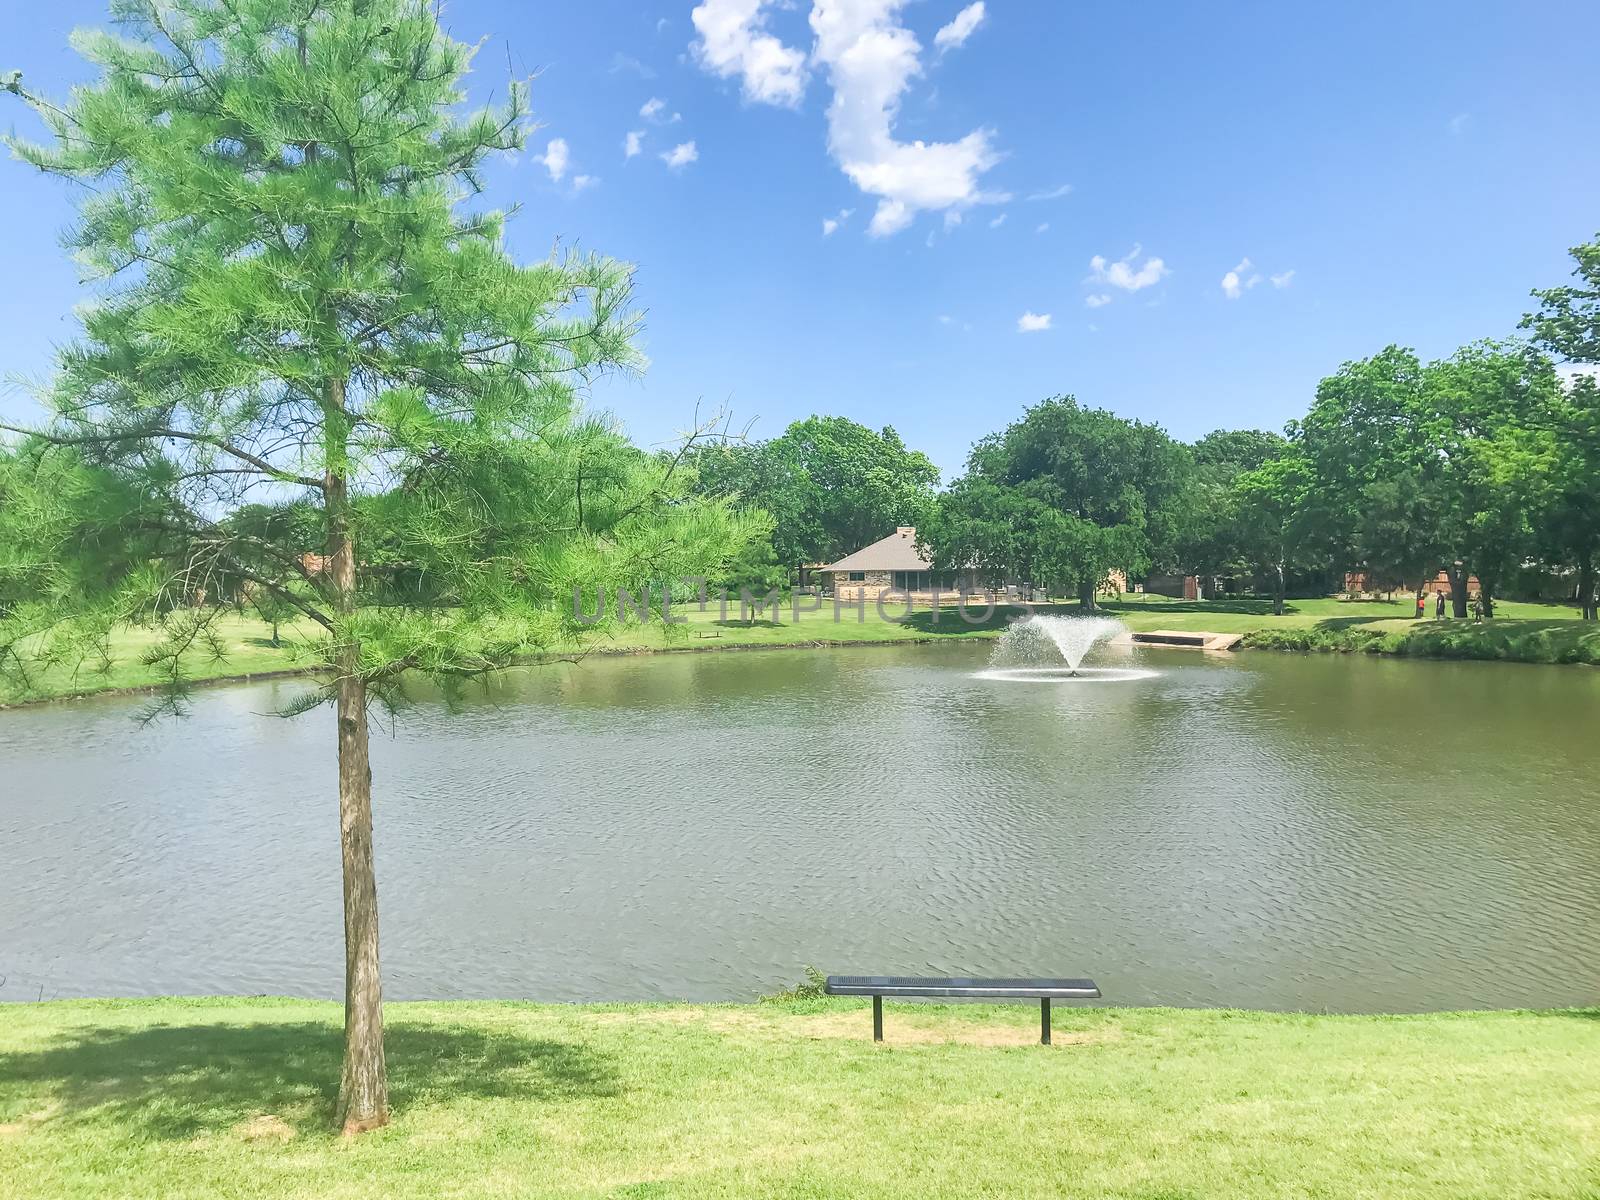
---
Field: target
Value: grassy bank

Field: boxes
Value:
[3,595,1594,705]
[2,998,1596,1199]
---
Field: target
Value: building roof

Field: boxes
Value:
[820,527,932,573]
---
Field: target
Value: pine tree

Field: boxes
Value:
[4,0,751,1131]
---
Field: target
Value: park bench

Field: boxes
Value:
[824,975,1101,1044]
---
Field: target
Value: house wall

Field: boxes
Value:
[830,569,1031,603]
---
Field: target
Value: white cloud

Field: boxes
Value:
[933,1,986,52]
[988,212,1006,228]
[690,0,810,106]
[1017,311,1052,332]
[1220,257,1283,299]
[1084,293,1111,308]
[661,141,699,169]
[573,174,599,191]
[639,97,681,123]
[822,217,840,235]
[1027,183,1072,201]
[943,209,964,231]
[623,130,644,159]
[808,0,1004,237]
[1035,222,1049,233]
[610,53,656,79]
[1221,257,1252,299]
[538,138,570,182]
[1088,244,1168,293]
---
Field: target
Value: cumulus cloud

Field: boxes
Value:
[639,97,681,123]
[1271,269,1295,288]
[1221,257,1257,299]
[933,1,986,52]
[1089,245,1168,293]
[623,130,644,159]
[1017,311,1052,332]
[609,52,656,79]
[1027,183,1073,201]
[538,138,570,183]
[988,212,1006,228]
[661,141,700,169]
[822,207,853,235]
[1084,293,1111,308]
[573,174,599,191]
[812,0,1004,236]
[686,0,1004,236]
[691,0,810,106]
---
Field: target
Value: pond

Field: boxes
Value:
[3,641,1598,1011]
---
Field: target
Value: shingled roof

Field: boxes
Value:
[819,526,931,572]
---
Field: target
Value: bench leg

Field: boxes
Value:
[873,995,883,1042]
[1040,997,1051,1045]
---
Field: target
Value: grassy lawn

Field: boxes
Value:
[1,998,1596,1199]
[0,614,320,706]
[4,594,1594,706]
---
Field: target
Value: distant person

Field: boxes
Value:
[1435,591,1446,620]
[1416,592,1427,619]
[1471,594,1484,622]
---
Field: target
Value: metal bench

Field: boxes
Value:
[824,975,1101,1044]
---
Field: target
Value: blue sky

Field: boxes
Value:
[3,0,1598,478]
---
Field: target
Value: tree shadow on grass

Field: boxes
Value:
[0,1018,620,1140]
[1101,597,1301,616]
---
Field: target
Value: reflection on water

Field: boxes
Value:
[3,642,1598,1011]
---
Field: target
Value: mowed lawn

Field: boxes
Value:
[1,998,1596,1199]
[3,595,1595,705]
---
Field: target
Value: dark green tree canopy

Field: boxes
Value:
[925,395,1188,604]
[690,415,939,567]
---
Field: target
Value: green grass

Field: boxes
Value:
[1,998,1596,1199]
[4,595,1594,706]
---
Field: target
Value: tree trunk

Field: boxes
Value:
[1447,563,1469,619]
[1272,563,1286,617]
[325,381,389,1134]
[1581,550,1598,622]
[1479,579,1496,620]
[1078,577,1098,612]
[332,646,386,1133]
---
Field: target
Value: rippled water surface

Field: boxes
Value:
[4,642,1599,1010]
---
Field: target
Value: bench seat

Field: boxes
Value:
[824,975,1100,1043]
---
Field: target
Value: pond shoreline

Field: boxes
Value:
[3,615,1596,709]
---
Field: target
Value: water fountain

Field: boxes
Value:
[978,613,1157,683]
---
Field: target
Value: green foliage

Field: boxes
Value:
[759,965,830,1004]
[925,396,1188,602]
[689,415,939,569]
[1242,619,1600,664]
[1522,234,1600,619]
[0,0,754,706]
[1289,341,1555,613]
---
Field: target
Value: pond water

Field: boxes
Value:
[3,641,1598,1011]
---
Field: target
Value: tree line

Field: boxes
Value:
[691,237,1599,622]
